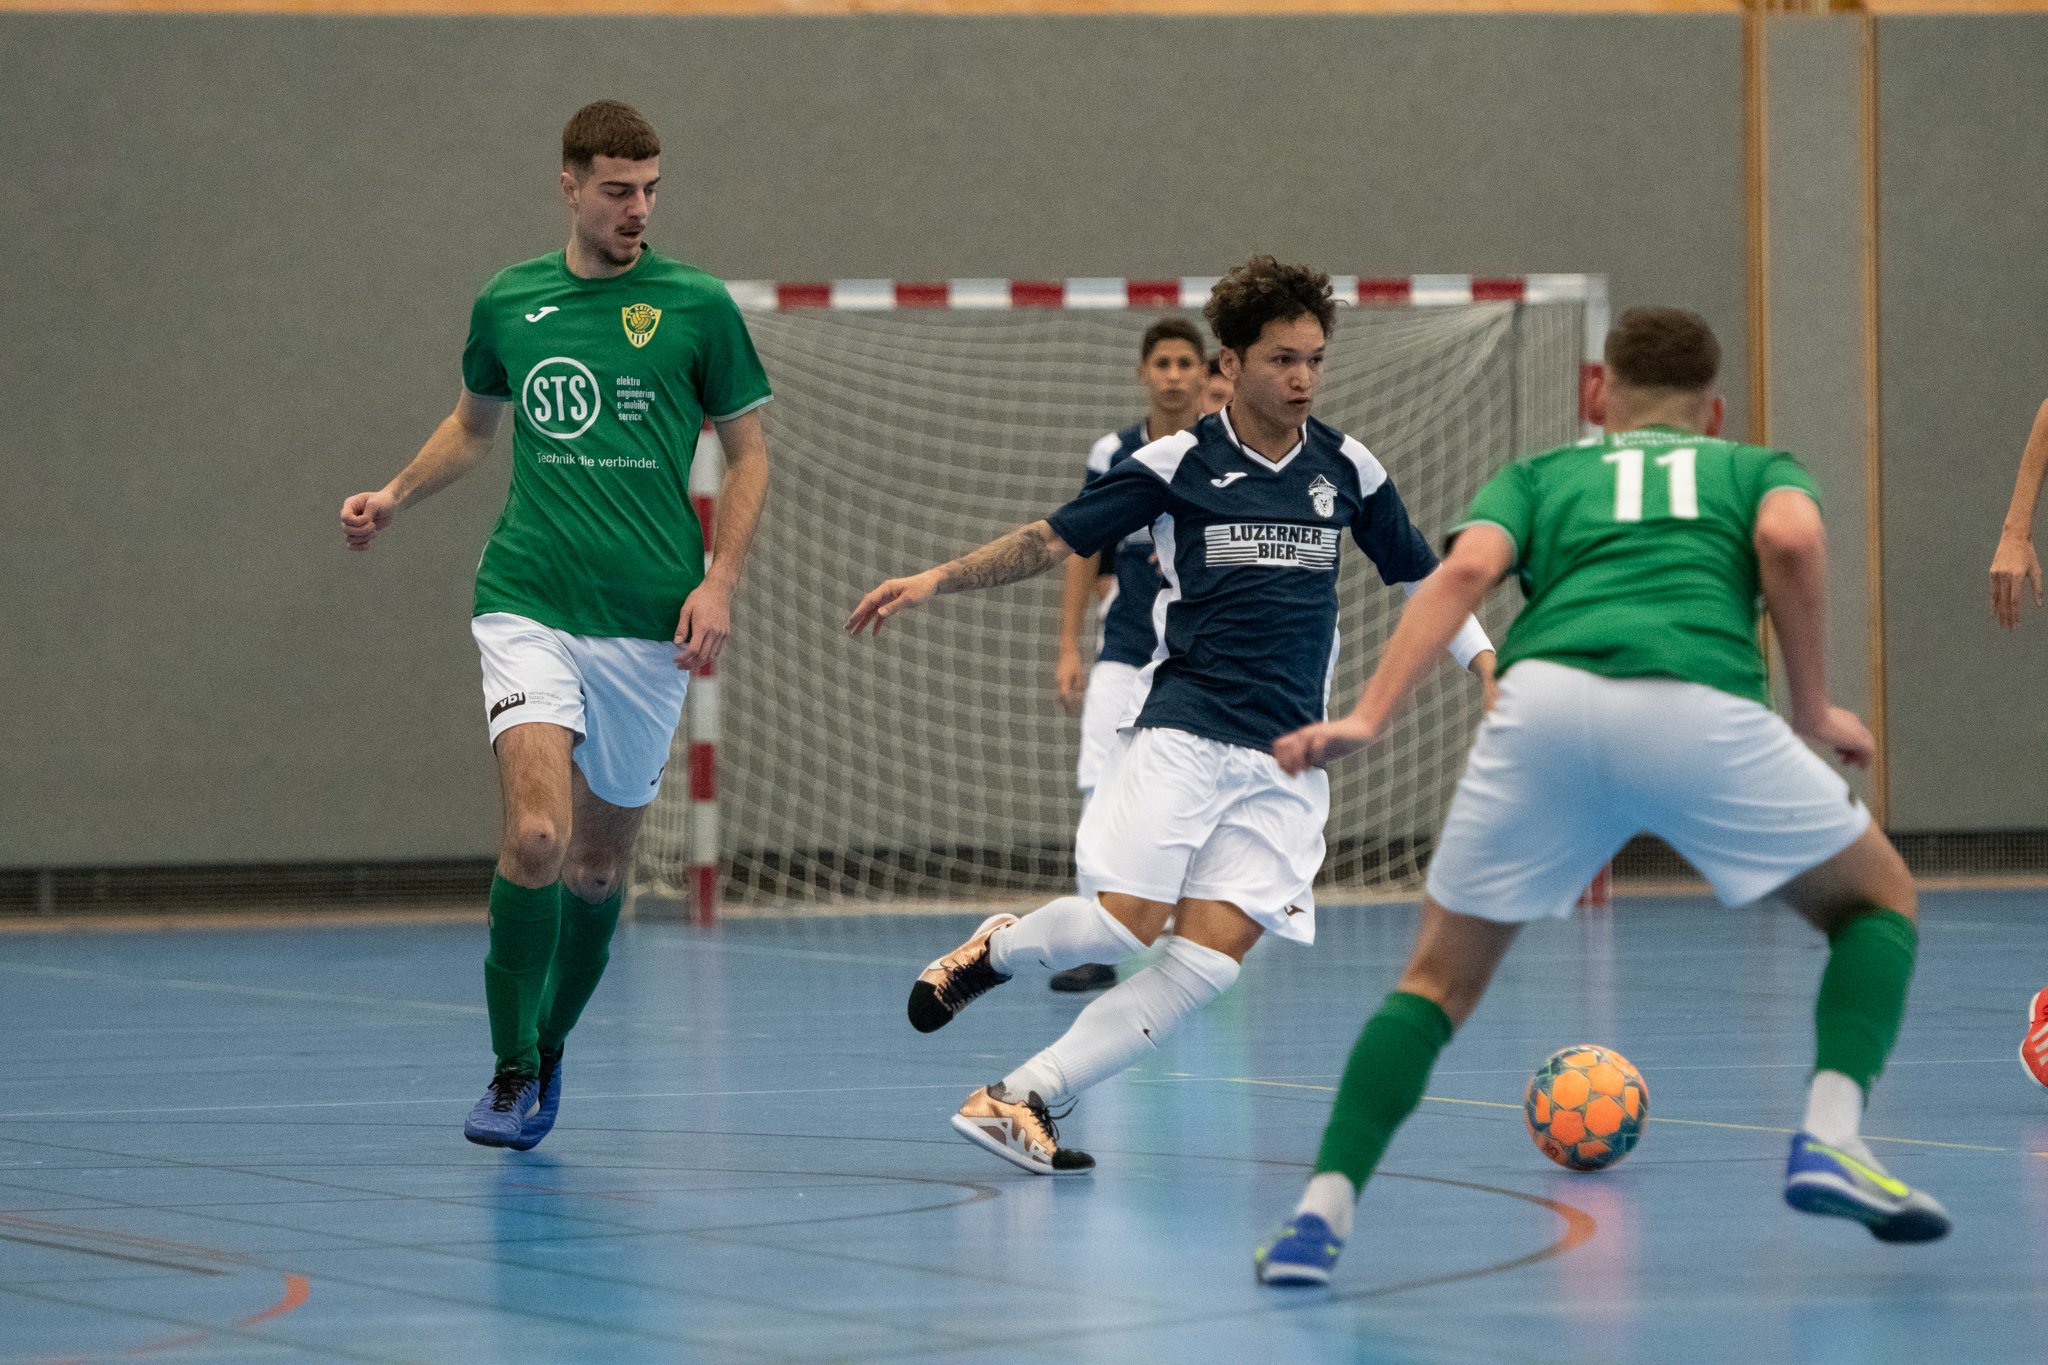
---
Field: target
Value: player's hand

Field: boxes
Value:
[1055,648,1088,715]
[1990,531,2042,629]
[1272,714,1379,776]
[341,490,398,551]
[846,571,939,637]
[1795,705,1876,769]
[674,581,733,672]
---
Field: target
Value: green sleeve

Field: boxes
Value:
[1753,449,1823,519]
[696,288,773,422]
[461,285,511,400]
[1449,463,1535,567]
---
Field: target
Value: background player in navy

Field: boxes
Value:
[1050,318,1212,995]
[848,257,1495,1174]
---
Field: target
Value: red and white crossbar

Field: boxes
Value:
[728,274,1610,428]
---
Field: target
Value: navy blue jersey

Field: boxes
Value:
[1084,421,1168,668]
[1046,410,1450,752]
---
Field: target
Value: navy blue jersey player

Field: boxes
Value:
[847,257,1495,1175]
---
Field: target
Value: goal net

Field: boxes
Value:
[632,277,1600,914]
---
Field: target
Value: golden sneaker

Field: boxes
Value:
[950,1084,1095,1176]
[2022,986,2048,1091]
[907,914,1017,1034]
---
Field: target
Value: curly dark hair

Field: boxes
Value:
[1604,307,1721,391]
[1203,256,1337,353]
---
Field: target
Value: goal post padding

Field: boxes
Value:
[632,276,1603,914]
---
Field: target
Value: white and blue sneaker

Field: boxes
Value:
[463,1070,540,1149]
[1254,1213,1344,1285]
[1783,1132,1950,1243]
[508,1048,563,1152]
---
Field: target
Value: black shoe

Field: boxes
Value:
[1049,963,1118,993]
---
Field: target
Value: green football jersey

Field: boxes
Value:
[461,246,772,641]
[1452,426,1822,705]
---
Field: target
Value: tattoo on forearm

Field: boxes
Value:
[935,523,1063,594]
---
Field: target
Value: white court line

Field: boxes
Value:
[0,962,484,1016]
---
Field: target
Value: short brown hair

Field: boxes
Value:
[1140,317,1206,362]
[562,100,660,176]
[1204,256,1337,353]
[1604,307,1721,391]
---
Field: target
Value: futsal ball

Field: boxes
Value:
[1524,1045,1648,1172]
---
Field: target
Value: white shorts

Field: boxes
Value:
[1425,660,1872,923]
[1076,726,1329,944]
[471,612,690,809]
[1076,661,1145,793]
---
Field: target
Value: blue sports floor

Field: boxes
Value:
[5,889,2047,1364]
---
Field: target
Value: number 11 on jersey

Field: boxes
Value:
[1603,447,1698,522]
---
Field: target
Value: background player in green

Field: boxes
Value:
[1253,307,1947,1285]
[339,101,773,1149]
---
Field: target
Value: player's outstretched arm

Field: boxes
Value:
[1274,527,1510,775]
[1756,489,1875,768]
[674,410,771,672]
[340,390,505,551]
[1991,396,2048,629]
[847,520,1075,637]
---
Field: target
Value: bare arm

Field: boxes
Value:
[1755,488,1873,767]
[848,520,1074,636]
[1054,553,1098,713]
[673,409,771,671]
[1991,396,2048,629]
[1274,530,1511,774]
[340,390,504,550]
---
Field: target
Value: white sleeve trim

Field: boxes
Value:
[709,394,774,423]
[461,387,511,405]
[1087,431,1122,476]
[1759,484,1821,510]
[1399,578,1495,670]
[1131,430,1199,484]
[1338,434,1390,498]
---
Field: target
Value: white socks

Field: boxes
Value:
[1802,1068,1865,1149]
[1295,1172,1358,1241]
[988,895,1146,976]
[1000,935,1241,1105]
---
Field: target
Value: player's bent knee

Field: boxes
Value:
[501,820,567,884]
[1098,892,1172,946]
[564,862,622,905]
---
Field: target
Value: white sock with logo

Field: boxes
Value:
[1294,1172,1358,1241]
[988,896,1146,976]
[999,936,1240,1105]
[1801,1069,1865,1149]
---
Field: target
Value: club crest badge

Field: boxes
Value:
[1308,474,1338,519]
[622,303,662,348]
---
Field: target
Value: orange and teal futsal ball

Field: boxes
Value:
[1524,1045,1649,1171]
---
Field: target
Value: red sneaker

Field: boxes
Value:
[2022,987,2048,1092]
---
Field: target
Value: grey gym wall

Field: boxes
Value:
[1877,18,2048,830]
[1,14,1745,866]
[1761,18,1875,806]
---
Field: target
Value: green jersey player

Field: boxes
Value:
[1255,307,1947,1285]
[340,101,772,1150]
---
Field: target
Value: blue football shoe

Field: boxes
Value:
[463,1070,540,1149]
[509,1048,563,1151]
[1254,1213,1344,1285]
[1783,1132,1950,1243]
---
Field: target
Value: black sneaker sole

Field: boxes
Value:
[908,981,953,1033]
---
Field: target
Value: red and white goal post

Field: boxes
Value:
[640,273,1610,923]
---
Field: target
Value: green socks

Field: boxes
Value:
[483,874,562,1076]
[537,886,625,1055]
[1814,906,1917,1094]
[1315,990,1456,1190]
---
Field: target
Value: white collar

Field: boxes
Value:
[1218,407,1306,474]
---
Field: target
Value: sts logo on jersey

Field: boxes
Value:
[1308,475,1338,519]
[521,357,602,439]
[623,303,662,348]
